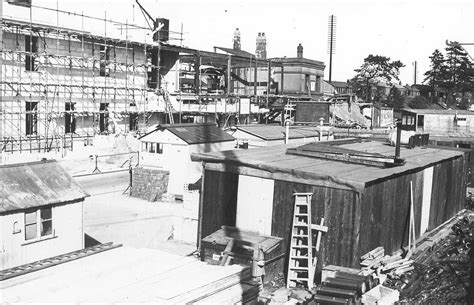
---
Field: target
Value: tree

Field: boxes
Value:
[444,44,473,105]
[386,86,404,109]
[423,49,448,102]
[350,55,404,102]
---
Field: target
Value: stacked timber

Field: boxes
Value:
[360,247,414,279]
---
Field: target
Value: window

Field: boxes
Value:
[24,206,53,241]
[25,35,38,71]
[65,102,76,134]
[145,142,163,154]
[99,45,110,77]
[25,101,38,135]
[99,103,109,133]
[417,115,424,128]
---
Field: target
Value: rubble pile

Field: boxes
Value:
[386,210,473,303]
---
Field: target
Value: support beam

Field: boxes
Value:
[254,57,257,96]
[227,55,231,95]
[280,65,284,94]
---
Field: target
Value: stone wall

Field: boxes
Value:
[131,167,169,202]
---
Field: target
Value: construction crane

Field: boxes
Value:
[135,0,164,37]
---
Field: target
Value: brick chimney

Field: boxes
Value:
[256,32,267,59]
[233,28,241,50]
[297,43,303,58]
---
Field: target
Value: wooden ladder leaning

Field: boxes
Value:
[287,193,328,289]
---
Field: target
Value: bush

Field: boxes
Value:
[408,96,430,109]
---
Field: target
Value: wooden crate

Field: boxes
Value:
[201,226,285,284]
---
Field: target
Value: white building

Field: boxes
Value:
[139,123,235,194]
[0,160,88,270]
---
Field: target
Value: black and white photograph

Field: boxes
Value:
[0,0,473,303]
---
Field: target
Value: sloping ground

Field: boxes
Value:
[0,247,252,303]
[386,197,474,303]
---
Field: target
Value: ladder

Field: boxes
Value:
[161,88,175,124]
[287,193,328,289]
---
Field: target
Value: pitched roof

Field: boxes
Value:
[140,123,235,145]
[192,139,464,192]
[0,160,89,213]
[232,124,327,140]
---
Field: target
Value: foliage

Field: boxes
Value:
[423,44,473,106]
[408,96,430,109]
[444,44,473,103]
[350,55,404,102]
[423,49,449,101]
[386,86,405,109]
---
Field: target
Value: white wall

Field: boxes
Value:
[141,130,235,194]
[0,201,84,270]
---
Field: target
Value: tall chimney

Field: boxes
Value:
[233,28,241,50]
[297,43,303,58]
[256,32,267,59]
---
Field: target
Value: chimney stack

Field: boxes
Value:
[297,43,303,58]
[233,28,241,50]
[256,32,267,59]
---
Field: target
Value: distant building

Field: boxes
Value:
[271,44,326,99]
[139,123,235,194]
[0,160,88,270]
[255,32,267,59]
[397,109,474,135]
[329,81,354,95]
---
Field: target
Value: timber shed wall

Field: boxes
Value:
[200,152,468,270]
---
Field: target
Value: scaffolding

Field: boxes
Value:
[0,6,159,153]
[1,4,322,155]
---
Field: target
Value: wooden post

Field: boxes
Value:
[227,55,231,95]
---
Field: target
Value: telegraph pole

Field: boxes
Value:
[327,15,336,83]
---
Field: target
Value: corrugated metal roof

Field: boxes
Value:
[192,139,464,192]
[233,124,326,140]
[0,160,89,213]
[141,123,235,145]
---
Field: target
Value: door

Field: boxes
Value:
[235,175,274,235]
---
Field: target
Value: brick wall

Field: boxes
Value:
[131,167,169,202]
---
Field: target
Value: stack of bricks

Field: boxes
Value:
[131,167,170,202]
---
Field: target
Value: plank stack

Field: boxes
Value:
[360,247,414,278]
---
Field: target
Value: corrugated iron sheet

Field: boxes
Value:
[0,160,89,213]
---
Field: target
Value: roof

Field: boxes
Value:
[403,109,474,115]
[140,123,235,145]
[214,46,255,58]
[0,160,89,213]
[192,139,465,192]
[1,246,249,303]
[327,81,352,88]
[231,124,329,140]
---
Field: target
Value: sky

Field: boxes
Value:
[2,0,473,85]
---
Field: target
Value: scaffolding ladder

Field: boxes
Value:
[161,89,175,124]
[287,193,328,289]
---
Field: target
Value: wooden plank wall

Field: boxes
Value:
[201,170,239,238]
[271,181,361,270]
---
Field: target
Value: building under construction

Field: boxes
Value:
[1,3,327,154]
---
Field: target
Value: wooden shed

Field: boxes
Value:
[0,160,89,270]
[139,123,235,194]
[192,139,468,271]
